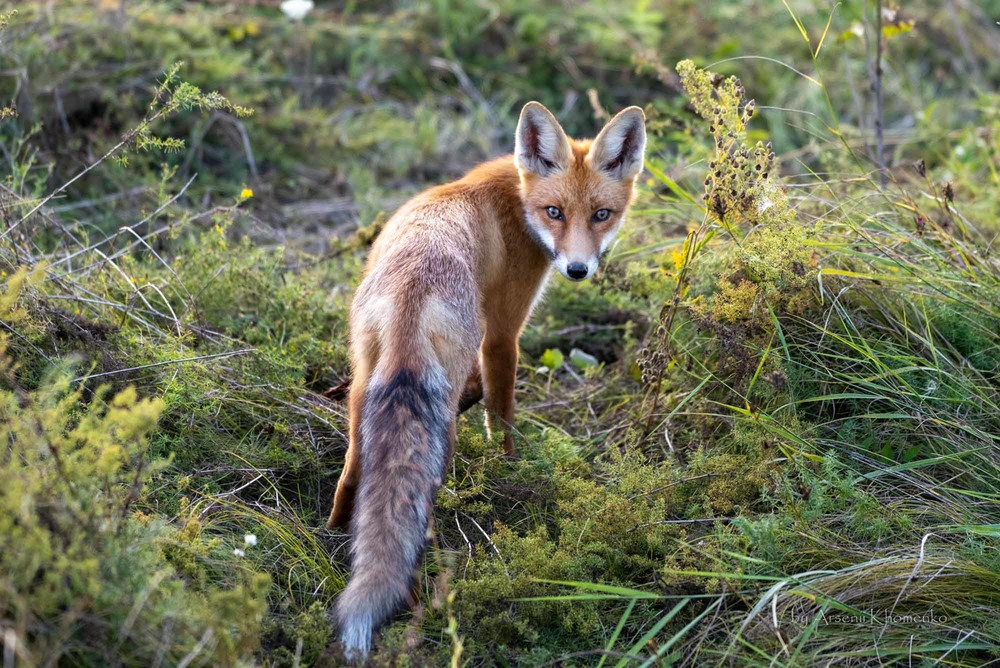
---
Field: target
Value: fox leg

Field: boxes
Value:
[327,374,366,529]
[481,333,519,455]
[457,357,483,414]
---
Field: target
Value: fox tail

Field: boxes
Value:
[335,366,451,660]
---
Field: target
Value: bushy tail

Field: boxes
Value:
[336,366,451,660]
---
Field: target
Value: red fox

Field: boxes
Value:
[326,101,646,658]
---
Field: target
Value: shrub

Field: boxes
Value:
[0,343,269,666]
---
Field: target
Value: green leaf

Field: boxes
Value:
[644,161,701,208]
[569,348,598,369]
[530,579,661,598]
[956,524,1000,537]
[540,348,564,371]
[614,599,690,668]
[813,3,839,59]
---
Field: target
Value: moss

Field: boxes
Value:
[684,450,774,516]
[932,297,1000,374]
[261,601,333,668]
[701,277,760,324]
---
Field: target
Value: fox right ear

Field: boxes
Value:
[515,102,571,176]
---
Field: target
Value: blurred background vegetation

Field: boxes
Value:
[0,0,998,665]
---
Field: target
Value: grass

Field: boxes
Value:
[0,0,998,666]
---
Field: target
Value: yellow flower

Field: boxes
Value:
[240,187,254,200]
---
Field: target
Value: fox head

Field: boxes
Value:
[514,101,646,281]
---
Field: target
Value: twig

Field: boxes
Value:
[48,186,148,213]
[873,0,886,185]
[946,0,983,86]
[428,57,494,124]
[454,512,473,579]
[6,133,133,240]
[214,473,266,500]
[176,628,214,668]
[70,348,255,383]
[0,317,51,362]
[461,512,509,578]
[51,204,235,281]
[641,227,703,436]
[587,89,611,123]
[49,174,197,269]
[228,113,260,179]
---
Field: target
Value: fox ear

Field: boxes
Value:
[515,102,571,176]
[588,106,647,180]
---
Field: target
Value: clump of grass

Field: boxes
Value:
[435,52,1000,664]
[639,60,1000,666]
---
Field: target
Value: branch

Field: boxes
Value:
[71,348,255,383]
[873,0,886,185]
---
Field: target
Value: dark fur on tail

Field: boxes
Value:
[336,367,451,659]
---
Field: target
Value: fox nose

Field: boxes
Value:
[566,263,589,280]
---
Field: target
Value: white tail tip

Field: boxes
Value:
[339,611,373,661]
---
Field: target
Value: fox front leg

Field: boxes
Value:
[481,335,519,456]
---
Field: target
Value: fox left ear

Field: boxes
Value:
[588,107,647,180]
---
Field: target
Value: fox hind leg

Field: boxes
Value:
[327,374,367,529]
[457,357,483,414]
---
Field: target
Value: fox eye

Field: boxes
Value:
[545,206,563,220]
[593,208,611,222]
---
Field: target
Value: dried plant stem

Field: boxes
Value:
[70,348,255,383]
[873,0,887,185]
[641,226,703,437]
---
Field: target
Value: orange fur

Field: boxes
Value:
[327,102,646,659]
